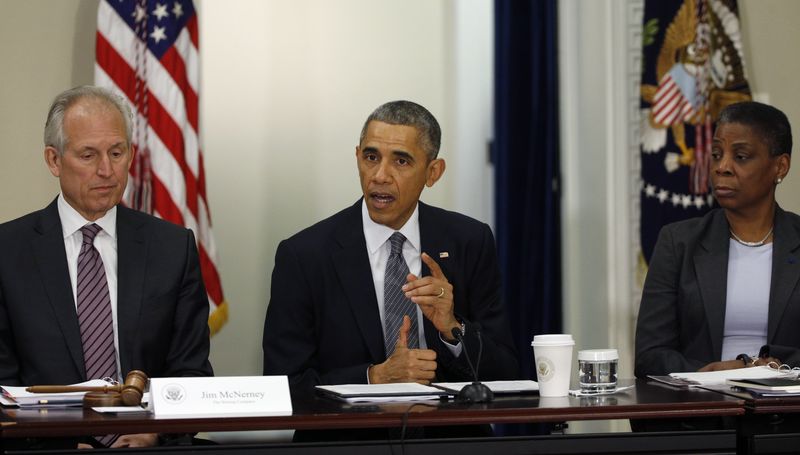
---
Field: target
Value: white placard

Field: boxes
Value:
[150,376,292,418]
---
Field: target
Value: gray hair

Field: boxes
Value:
[359,100,441,160]
[44,86,133,154]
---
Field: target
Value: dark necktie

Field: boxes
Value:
[384,232,419,356]
[77,224,118,381]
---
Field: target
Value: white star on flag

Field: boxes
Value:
[173,1,184,18]
[681,194,692,208]
[645,184,656,197]
[153,3,169,21]
[132,4,146,22]
[657,189,669,203]
[150,25,167,43]
[693,196,706,209]
[671,193,681,207]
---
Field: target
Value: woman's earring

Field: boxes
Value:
[776,177,783,184]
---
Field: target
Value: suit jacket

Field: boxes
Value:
[0,199,213,386]
[635,207,800,378]
[262,200,518,393]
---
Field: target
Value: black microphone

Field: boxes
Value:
[451,326,493,403]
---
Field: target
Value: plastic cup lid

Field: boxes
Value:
[577,349,619,361]
[531,334,575,346]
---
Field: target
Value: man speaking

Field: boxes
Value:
[263,101,518,395]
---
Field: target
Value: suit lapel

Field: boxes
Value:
[115,207,147,375]
[331,202,385,363]
[693,211,730,360]
[31,200,86,379]
[768,207,800,341]
[418,202,452,348]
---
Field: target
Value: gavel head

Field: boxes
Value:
[119,370,148,406]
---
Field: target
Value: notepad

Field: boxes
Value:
[315,383,450,403]
[726,377,800,393]
[1,379,111,407]
[665,366,792,387]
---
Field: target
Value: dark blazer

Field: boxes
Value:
[0,199,213,386]
[262,200,518,393]
[635,207,800,378]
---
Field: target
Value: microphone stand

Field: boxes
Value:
[451,327,493,403]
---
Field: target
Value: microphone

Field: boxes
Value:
[451,326,493,403]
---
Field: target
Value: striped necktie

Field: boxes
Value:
[76,223,117,381]
[383,232,419,356]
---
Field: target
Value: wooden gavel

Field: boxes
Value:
[26,370,148,407]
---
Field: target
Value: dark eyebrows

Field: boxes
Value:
[392,150,414,162]
[360,147,415,162]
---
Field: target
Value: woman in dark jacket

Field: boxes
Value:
[635,101,797,378]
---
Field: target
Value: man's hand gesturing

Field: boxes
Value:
[368,315,437,384]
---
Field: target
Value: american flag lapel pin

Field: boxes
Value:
[439,252,449,258]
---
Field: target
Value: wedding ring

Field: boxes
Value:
[436,287,445,298]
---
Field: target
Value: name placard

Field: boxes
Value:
[150,376,292,418]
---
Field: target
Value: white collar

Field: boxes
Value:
[57,193,117,241]
[361,199,420,254]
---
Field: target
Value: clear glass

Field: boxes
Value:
[578,359,618,392]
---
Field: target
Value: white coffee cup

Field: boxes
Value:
[531,334,575,397]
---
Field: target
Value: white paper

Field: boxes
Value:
[339,395,445,404]
[2,379,111,406]
[669,366,793,386]
[432,380,539,394]
[316,383,446,397]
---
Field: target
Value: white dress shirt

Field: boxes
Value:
[361,200,461,358]
[57,194,122,380]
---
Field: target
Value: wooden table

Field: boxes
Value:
[712,388,800,454]
[0,380,745,454]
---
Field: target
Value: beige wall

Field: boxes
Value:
[739,0,800,212]
[0,0,98,218]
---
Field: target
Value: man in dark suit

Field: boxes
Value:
[0,86,212,448]
[263,101,518,396]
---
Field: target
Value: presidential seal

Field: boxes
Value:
[162,384,187,404]
[537,357,555,382]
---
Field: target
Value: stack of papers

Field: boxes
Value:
[726,377,800,396]
[1,379,111,408]
[649,366,795,389]
[316,380,540,403]
[315,383,450,403]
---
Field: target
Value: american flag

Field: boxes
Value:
[95,0,228,334]
[651,67,698,127]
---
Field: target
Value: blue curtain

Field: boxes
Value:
[494,0,561,382]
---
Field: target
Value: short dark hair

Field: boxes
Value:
[359,100,441,160]
[717,101,793,157]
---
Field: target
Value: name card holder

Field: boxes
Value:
[150,376,292,418]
